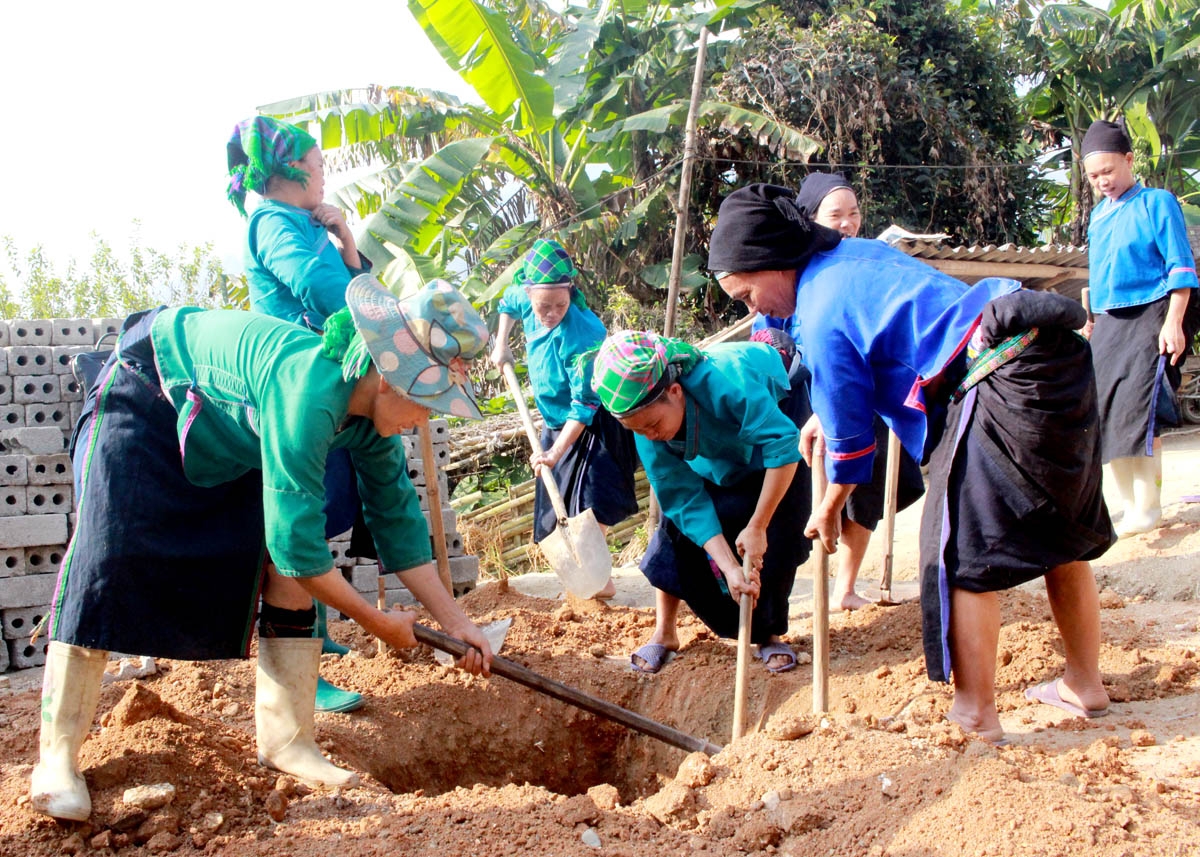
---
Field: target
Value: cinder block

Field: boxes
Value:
[0,636,8,671]
[9,320,52,346]
[429,418,449,441]
[50,319,95,346]
[70,400,84,426]
[23,545,66,574]
[0,405,23,427]
[0,486,27,516]
[0,427,65,455]
[445,533,465,557]
[58,375,84,402]
[449,554,479,586]
[0,375,11,405]
[0,514,69,549]
[52,345,95,375]
[328,540,354,568]
[349,564,378,593]
[0,548,25,577]
[25,485,72,515]
[2,605,48,640]
[0,323,9,348]
[27,454,71,486]
[6,345,53,375]
[24,404,72,431]
[0,456,27,486]
[0,350,6,374]
[14,375,60,405]
[8,637,50,668]
[93,318,125,343]
[0,571,58,607]
[421,506,457,535]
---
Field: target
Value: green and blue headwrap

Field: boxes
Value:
[587,331,703,416]
[226,116,318,217]
[514,239,588,310]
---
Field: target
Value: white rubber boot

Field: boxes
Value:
[1117,452,1162,537]
[1104,458,1134,526]
[30,642,109,821]
[255,637,358,787]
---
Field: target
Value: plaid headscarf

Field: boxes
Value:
[589,331,703,416]
[514,239,588,310]
[226,116,318,217]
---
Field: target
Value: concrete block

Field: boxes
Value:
[328,540,354,568]
[0,548,25,577]
[421,506,457,535]
[445,532,465,557]
[8,637,50,668]
[449,554,479,586]
[14,375,60,405]
[6,345,53,375]
[24,404,72,431]
[0,635,7,671]
[2,605,48,640]
[0,487,27,516]
[0,514,69,549]
[50,319,95,346]
[0,456,27,486]
[0,571,58,607]
[52,345,94,375]
[26,485,72,515]
[27,454,71,486]
[9,320,52,346]
[93,318,125,343]
[70,400,84,426]
[0,323,9,348]
[0,405,23,428]
[58,375,84,402]
[0,350,5,374]
[0,374,11,405]
[349,564,378,593]
[0,427,65,454]
[23,545,65,574]
[429,418,449,441]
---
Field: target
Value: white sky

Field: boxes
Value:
[0,0,473,282]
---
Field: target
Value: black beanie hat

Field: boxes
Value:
[708,183,842,276]
[1081,119,1132,158]
[795,172,854,218]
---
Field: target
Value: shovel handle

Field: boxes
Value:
[414,624,722,755]
[501,362,570,522]
[811,450,830,714]
[731,555,754,741]
[880,429,901,599]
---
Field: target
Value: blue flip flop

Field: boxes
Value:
[757,642,797,674]
[630,643,676,674]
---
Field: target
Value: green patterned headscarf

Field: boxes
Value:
[588,331,703,416]
[514,239,588,310]
[226,116,318,217]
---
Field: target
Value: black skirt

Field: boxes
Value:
[919,324,1114,682]
[639,378,813,643]
[533,408,639,543]
[1091,296,1178,461]
[843,417,925,530]
[50,310,267,660]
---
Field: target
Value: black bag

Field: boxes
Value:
[70,332,119,395]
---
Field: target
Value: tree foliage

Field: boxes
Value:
[0,231,243,319]
[708,0,1045,244]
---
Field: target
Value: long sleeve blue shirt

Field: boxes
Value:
[792,238,1018,485]
[636,342,801,548]
[497,285,607,429]
[1087,183,1198,312]
[245,200,371,330]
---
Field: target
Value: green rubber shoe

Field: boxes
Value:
[315,602,351,657]
[314,676,364,714]
[321,637,351,657]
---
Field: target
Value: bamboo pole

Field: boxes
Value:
[812,450,830,713]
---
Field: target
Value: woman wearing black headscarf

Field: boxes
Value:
[709,183,1114,744]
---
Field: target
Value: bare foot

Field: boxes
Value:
[833,591,873,611]
[946,704,1005,745]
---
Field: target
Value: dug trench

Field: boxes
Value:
[2,574,1200,856]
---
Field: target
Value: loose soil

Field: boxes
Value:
[2,434,1200,856]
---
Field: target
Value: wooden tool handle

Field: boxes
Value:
[880,429,901,596]
[731,553,754,741]
[811,450,830,714]
[414,624,722,755]
[501,362,570,521]
[419,420,453,596]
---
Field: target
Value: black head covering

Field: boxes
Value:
[1081,119,1132,158]
[708,183,842,275]
[795,172,854,218]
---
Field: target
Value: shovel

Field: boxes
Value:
[877,428,903,606]
[500,363,613,598]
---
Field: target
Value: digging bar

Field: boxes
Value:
[414,624,723,756]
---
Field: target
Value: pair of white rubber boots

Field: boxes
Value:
[30,638,357,822]
[1106,451,1163,538]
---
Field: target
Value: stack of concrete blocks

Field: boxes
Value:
[0,317,124,671]
[327,417,479,615]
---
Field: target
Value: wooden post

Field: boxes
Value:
[812,450,830,713]
[420,422,454,596]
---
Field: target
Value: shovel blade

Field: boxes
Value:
[540,508,612,598]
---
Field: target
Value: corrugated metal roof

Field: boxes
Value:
[893,239,1090,301]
